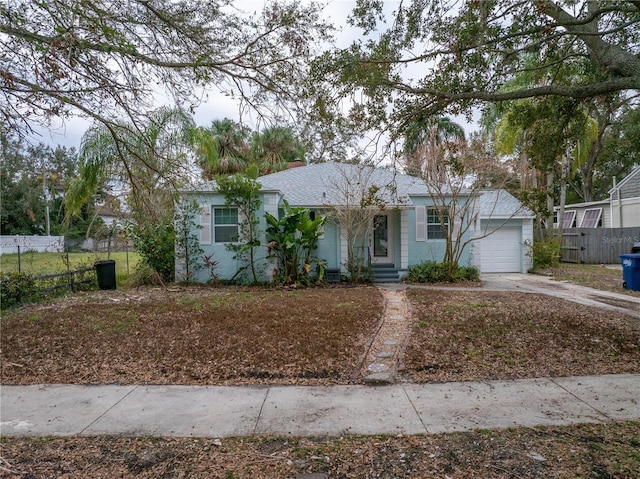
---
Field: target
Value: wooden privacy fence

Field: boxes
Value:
[561,227,640,264]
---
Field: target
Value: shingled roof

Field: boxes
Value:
[190,161,472,207]
[259,162,434,207]
[477,189,533,218]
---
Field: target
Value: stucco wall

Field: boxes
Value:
[406,197,473,268]
[0,235,65,254]
[177,192,271,283]
[183,192,479,282]
[181,193,343,282]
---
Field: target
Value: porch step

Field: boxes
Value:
[372,264,401,283]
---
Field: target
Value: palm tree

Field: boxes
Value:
[66,107,195,225]
[403,116,466,181]
[249,126,305,174]
[193,119,250,179]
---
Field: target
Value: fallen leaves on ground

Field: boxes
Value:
[404,290,640,383]
[543,264,640,297]
[0,285,383,386]
[1,421,638,478]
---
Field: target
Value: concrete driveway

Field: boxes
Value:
[480,273,640,319]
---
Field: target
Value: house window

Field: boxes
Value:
[563,211,576,229]
[580,208,602,228]
[214,207,238,243]
[427,208,449,239]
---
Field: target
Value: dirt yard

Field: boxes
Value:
[1,286,383,386]
[403,289,640,383]
[1,421,639,478]
[2,279,639,478]
[544,263,640,297]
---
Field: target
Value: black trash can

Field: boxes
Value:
[94,260,117,290]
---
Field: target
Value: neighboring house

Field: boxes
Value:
[179,162,532,282]
[94,194,128,229]
[554,199,611,229]
[554,165,640,229]
[471,189,534,274]
[610,165,640,228]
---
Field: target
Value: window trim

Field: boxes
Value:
[213,207,239,243]
[580,208,602,228]
[415,206,426,241]
[426,207,449,240]
[200,206,211,245]
[562,210,576,229]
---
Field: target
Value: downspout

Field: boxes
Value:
[610,177,616,228]
[618,191,623,228]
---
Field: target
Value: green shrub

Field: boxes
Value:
[454,265,480,282]
[405,261,479,283]
[525,237,561,271]
[1,272,38,309]
[128,220,176,283]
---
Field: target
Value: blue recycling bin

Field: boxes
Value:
[620,254,640,291]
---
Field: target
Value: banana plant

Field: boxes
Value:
[265,200,325,284]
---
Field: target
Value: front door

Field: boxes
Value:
[371,214,393,264]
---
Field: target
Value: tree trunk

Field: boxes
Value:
[546,172,555,232]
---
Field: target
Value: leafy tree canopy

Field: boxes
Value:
[65,107,195,224]
[194,120,307,178]
[316,0,640,135]
[1,0,333,138]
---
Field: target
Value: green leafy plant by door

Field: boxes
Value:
[265,200,325,285]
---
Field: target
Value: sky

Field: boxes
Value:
[29,0,477,152]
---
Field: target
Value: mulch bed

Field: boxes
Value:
[403,290,640,383]
[0,285,383,386]
[1,421,639,478]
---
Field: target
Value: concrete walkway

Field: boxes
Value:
[406,273,640,319]
[480,273,640,318]
[2,374,639,438]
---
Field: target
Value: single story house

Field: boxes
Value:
[554,165,640,229]
[178,162,533,282]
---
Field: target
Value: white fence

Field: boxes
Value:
[0,235,65,254]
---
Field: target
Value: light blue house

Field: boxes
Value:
[177,162,532,282]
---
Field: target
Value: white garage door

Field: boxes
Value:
[479,226,522,273]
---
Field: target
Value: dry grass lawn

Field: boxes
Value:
[1,421,639,478]
[544,263,640,297]
[1,285,383,386]
[404,290,640,383]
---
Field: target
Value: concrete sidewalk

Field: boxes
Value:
[2,374,639,438]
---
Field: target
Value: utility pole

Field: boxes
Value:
[43,168,51,236]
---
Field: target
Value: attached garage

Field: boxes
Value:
[472,190,534,274]
[478,226,523,273]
